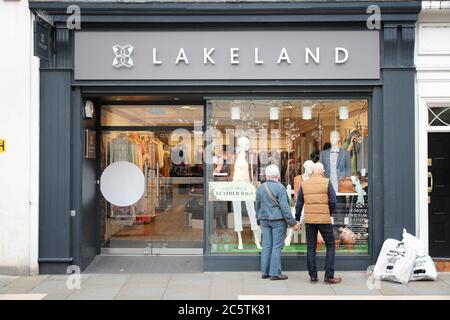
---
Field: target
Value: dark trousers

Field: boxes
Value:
[305,223,335,280]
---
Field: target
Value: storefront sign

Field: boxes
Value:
[209,182,257,201]
[34,20,51,61]
[75,30,380,80]
[0,139,5,153]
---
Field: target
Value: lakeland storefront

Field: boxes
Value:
[29,1,420,274]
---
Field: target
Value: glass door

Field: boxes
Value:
[99,104,204,254]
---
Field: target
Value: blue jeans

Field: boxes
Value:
[260,219,287,277]
[305,223,335,280]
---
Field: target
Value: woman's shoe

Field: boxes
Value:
[270,274,288,280]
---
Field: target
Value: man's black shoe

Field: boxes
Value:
[310,277,318,283]
[261,274,270,279]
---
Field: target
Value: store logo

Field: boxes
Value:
[112,45,134,68]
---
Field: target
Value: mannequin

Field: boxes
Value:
[285,160,314,246]
[319,130,352,192]
[232,137,262,250]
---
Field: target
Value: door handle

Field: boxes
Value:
[428,172,433,193]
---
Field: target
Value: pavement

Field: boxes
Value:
[0,271,449,300]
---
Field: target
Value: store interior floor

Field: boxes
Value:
[105,204,257,248]
[109,204,202,243]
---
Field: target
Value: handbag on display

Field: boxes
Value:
[339,227,357,249]
[338,177,356,193]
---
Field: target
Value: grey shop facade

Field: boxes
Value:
[29,1,420,274]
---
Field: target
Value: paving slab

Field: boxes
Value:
[377,281,416,295]
[42,292,73,300]
[82,274,130,286]
[330,286,383,295]
[6,275,49,289]
[210,272,243,281]
[127,273,172,285]
[406,279,450,295]
[168,273,212,286]
[242,282,289,296]
[67,284,124,300]
[47,274,92,283]
[0,294,46,300]
[116,282,168,300]
[0,276,19,287]
[285,282,335,295]
[209,292,240,300]
[210,282,243,300]
[162,286,210,300]
[30,279,77,293]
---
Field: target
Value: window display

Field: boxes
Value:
[206,99,369,255]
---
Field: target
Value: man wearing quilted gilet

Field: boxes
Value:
[295,162,342,284]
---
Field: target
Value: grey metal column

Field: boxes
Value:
[381,24,416,242]
[38,27,76,274]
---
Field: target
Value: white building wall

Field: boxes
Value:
[416,1,450,255]
[0,0,40,275]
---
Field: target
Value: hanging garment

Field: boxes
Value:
[161,150,171,177]
[258,150,270,181]
[355,136,369,174]
[110,136,132,163]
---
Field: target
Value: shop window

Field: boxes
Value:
[206,99,369,255]
[99,105,204,251]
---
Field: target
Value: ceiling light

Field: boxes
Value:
[173,98,180,101]
[231,104,241,120]
[339,105,349,120]
[270,106,279,120]
[302,106,312,120]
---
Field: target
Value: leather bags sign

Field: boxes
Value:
[209,182,257,201]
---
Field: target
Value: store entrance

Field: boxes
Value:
[428,133,450,258]
[98,101,204,255]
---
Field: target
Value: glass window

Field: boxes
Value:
[206,99,369,255]
[99,105,204,253]
[428,107,450,126]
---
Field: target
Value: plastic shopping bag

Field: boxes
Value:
[373,239,416,284]
[410,255,437,281]
[402,228,425,256]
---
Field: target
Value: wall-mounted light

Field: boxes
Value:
[231,103,241,120]
[270,105,279,120]
[84,100,94,119]
[339,105,349,120]
[302,106,312,120]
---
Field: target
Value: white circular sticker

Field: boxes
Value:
[100,161,145,207]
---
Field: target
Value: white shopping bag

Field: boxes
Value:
[410,255,437,281]
[373,239,416,284]
[402,228,425,256]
